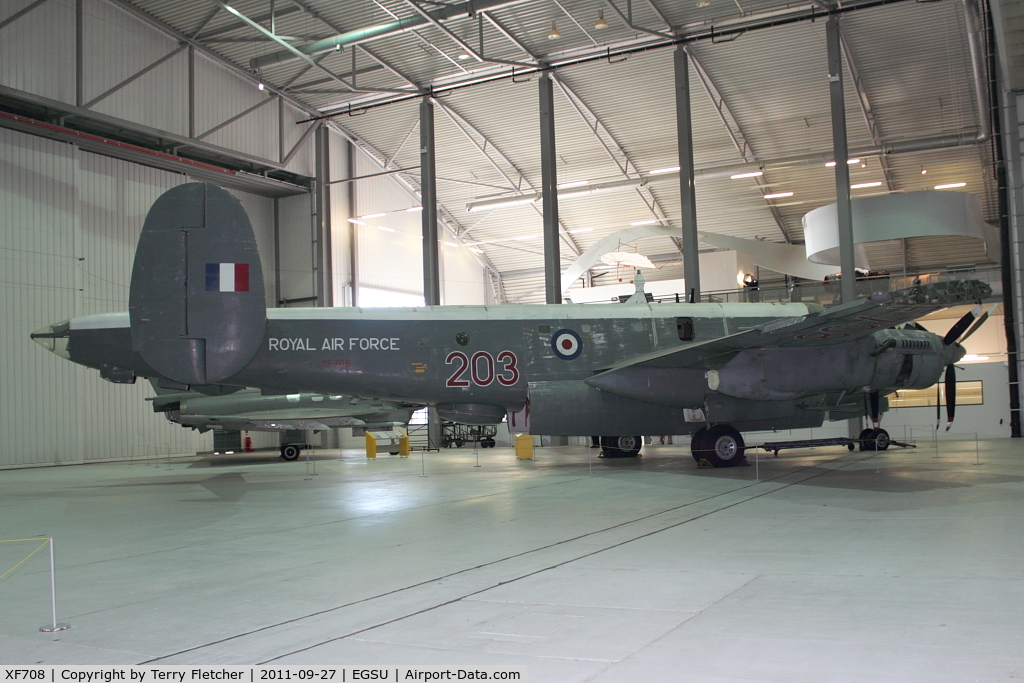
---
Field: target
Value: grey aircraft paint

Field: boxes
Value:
[32,183,990,466]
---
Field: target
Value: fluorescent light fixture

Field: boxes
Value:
[469,247,484,254]
[376,226,396,232]
[443,241,459,248]
[730,171,763,179]
[557,180,589,189]
[361,212,386,219]
[568,227,594,234]
[935,182,967,189]
[648,166,680,175]
[347,218,367,225]
[257,83,264,91]
[763,192,793,199]
[630,219,659,226]
[457,53,471,60]
[851,181,882,189]
[466,195,537,212]
[515,234,538,241]
[826,159,861,167]
[406,206,423,212]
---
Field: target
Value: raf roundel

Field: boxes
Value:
[551,329,583,360]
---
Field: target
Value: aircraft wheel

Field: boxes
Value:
[281,444,301,461]
[690,428,709,464]
[481,438,495,448]
[600,436,642,458]
[698,425,746,468]
[389,451,399,455]
[866,428,890,451]
[857,428,873,451]
[454,439,464,448]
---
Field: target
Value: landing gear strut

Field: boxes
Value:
[691,425,746,468]
[600,435,642,458]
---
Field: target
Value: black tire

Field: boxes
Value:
[695,425,746,467]
[454,439,464,448]
[690,428,709,464]
[857,428,874,451]
[482,439,495,448]
[389,451,399,455]
[600,435,642,458]
[865,428,890,451]
[281,444,301,461]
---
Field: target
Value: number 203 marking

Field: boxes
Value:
[446,350,519,387]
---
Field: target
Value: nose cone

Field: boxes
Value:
[31,320,71,359]
[950,341,967,365]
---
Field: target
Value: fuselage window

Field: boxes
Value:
[677,317,694,341]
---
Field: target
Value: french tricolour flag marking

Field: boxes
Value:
[205,263,250,292]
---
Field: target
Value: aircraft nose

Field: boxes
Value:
[30,320,71,359]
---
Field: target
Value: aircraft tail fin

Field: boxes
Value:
[129,183,266,386]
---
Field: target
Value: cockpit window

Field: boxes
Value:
[677,317,694,341]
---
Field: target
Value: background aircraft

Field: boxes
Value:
[147,382,418,460]
[32,183,991,467]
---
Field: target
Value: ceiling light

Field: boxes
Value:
[935,182,967,189]
[730,171,763,179]
[443,241,459,247]
[825,158,860,167]
[568,227,594,234]
[630,219,659,226]
[257,82,265,91]
[361,212,386,219]
[548,21,560,39]
[921,168,928,175]
[697,0,710,6]
[469,247,484,254]
[406,206,423,212]
[558,180,589,189]
[457,52,471,60]
[763,192,793,199]
[466,195,538,212]
[376,226,395,232]
[347,218,367,225]
[648,166,681,175]
[594,9,609,29]
[851,181,882,189]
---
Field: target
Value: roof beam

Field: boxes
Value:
[839,30,895,191]
[83,45,185,110]
[686,45,792,243]
[0,0,51,33]
[434,99,581,256]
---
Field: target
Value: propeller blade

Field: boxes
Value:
[945,364,956,430]
[957,304,998,344]
[869,391,880,427]
[943,306,981,345]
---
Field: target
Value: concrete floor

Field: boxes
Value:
[1,438,1022,680]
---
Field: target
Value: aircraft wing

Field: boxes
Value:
[602,281,989,373]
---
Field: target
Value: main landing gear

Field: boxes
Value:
[600,435,642,458]
[280,444,302,461]
[857,428,890,451]
[691,425,747,468]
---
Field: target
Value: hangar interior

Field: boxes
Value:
[1,0,1023,675]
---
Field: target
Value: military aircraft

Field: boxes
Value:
[31,183,991,467]
[147,382,418,460]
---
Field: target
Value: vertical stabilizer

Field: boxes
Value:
[129,183,266,386]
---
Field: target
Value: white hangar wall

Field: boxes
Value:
[0,0,316,178]
[0,127,278,468]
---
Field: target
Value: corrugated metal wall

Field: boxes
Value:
[0,0,316,176]
[0,127,278,468]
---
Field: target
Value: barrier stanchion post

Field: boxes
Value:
[420,449,427,478]
[474,441,480,468]
[39,538,69,633]
[975,432,981,465]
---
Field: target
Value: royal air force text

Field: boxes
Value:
[268,338,399,352]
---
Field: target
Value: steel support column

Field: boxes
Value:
[348,139,359,308]
[827,16,856,305]
[420,97,441,306]
[539,72,561,304]
[314,124,333,307]
[674,47,700,300]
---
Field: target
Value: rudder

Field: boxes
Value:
[129,183,266,386]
